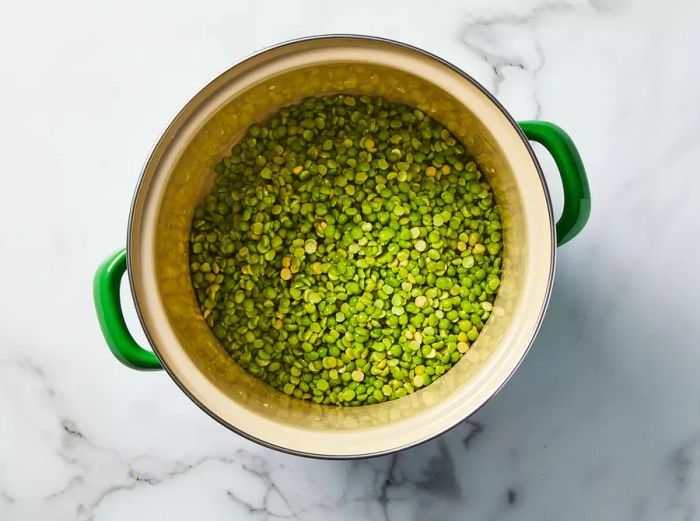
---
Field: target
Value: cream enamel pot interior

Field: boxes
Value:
[94,36,590,458]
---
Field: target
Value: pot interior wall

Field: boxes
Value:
[131,37,552,455]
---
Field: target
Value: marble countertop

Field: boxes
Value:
[2,0,699,519]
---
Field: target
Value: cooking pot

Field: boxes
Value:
[93,35,590,458]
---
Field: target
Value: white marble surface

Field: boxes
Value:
[2,0,699,519]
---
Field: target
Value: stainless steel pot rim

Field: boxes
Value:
[126,34,556,459]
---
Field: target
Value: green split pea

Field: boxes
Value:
[189,94,503,406]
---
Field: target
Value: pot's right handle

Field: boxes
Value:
[518,121,591,246]
[94,249,162,370]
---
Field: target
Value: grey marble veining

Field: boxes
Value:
[1,0,699,519]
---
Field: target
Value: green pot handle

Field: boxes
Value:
[518,121,591,246]
[93,249,162,370]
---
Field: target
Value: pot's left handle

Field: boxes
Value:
[94,249,162,370]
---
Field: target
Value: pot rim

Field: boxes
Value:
[127,33,556,459]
